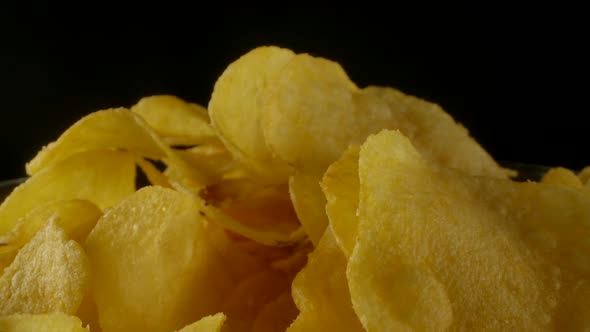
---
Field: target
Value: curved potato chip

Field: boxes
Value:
[86,186,232,332]
[349,129,590,330]
[26,108,166,175]
[579,166,590,186]
[209,46,294,182]
[221,268,291,332]
[131,95,216,146]
[542,166,583,187]
[287,228,364,332]
[363,86,513,178]
[0,221,89,315]
[288,172,327,246]
[321,145,360,257]
[174,182,305,247]
[176,313,226,332]
[0,149,135,236]
[2,199,101,248]
[0,313,89,332]
[262,53,392,172]
[252,290,298,332]
[135,157,173,188]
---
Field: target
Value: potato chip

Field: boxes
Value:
[0,244,18,273]
[288,172,327,246]
[1,199,102,248]
[262,53,392,172]
[173,143,239,184]
[135,157,173,188]
[363,86,513,178]
[348,129,590,330]
[209,46,294,182]
[221,268,291,332]
[579,166,590,186]
[75,291,99,332]
[85,186,232,332]
[175,313,226,332]
[174,182,305,247]
[0,221,89,315]
[0,149,135,236]
[542,166,583,188]
[321,145,360,257]
[25,109,166,175]
[252,290,298,332]
[131,95,216,146]
[0,313,89,332]
[287,228,364,332]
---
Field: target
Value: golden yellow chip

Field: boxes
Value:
[2,199,101,248]
[85,186,231,332]
[176,313,226,332]
[287,228,364,332]
[0,313,89,332]
[25,108,167,175]
[0,221,89,315]
[288,172,328,246]
[579,166,590,186]
[173,143,239,184]
[131,95,216,146]
[0,149,135,236]
[363,86,513,178]
[542,166,583,187]
[209,46,294,182]
[221,268,291,332]
[252,290,298,332]
[263,53,391,172]
[321,144,360,257]
[348,129,590,330]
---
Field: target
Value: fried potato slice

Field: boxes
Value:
[287,172,327,246]
[263,53,394,172]
[0,313,89,332]
[131,95,216,146]
[209,46,294,182]
[349,129,590,330]
[542,166,583,188]
[176,313,226,332]
[25,109,166,175]
[1,199,102,247]
[579,166,590,187]
[364,86,513,178]
[0,221,89,315]
[321,145,360,257]
[287,228,364,332]
[85,186,232,332]
[0,149,135,235]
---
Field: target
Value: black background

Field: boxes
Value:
[1,5,587,179]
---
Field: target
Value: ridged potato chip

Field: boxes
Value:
[349,129,590,330]
[85,186,231,332]
[321,145,360,257]
[364,86,513,178]
[287,228,364,332]
[0,149,135,236]
[176,313,226,332]
[0,221,89,316]
[209,46,294,182]
[0,313,89,332]
[131,95,216,146]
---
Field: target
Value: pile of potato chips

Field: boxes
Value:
[1,45,589,331]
